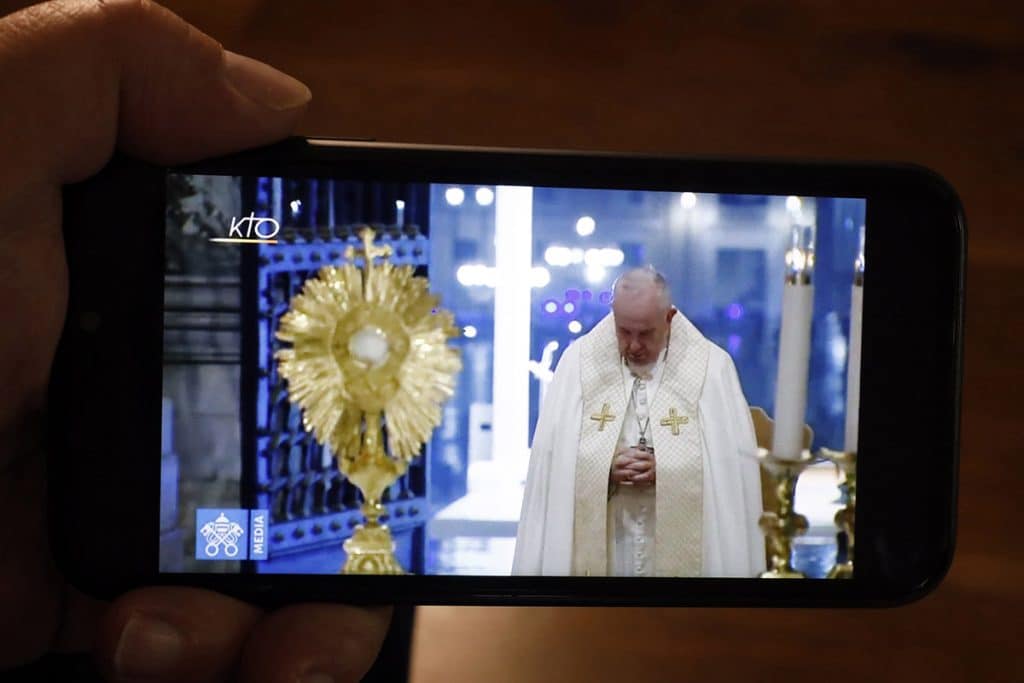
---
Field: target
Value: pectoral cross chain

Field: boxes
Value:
[660,407,689,435]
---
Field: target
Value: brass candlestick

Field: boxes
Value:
[755,448,817,579]
[819,448,856,579]
[275,227,461,574]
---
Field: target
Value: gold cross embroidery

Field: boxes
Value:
[589,403,616,431]
[660,407,689,435]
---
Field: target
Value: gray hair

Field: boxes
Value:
[611,266,672,310]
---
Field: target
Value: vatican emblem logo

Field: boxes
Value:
[199,512,245,558]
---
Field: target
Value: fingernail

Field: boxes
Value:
[223,50,312,112]
[299,673,336,683]
[114,614,184,679]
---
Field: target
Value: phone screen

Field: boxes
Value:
[160,172,865,579]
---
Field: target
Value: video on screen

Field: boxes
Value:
[160,173,864,578]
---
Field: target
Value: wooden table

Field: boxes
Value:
[47,1,1024,679]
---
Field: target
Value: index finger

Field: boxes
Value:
[0,0,311,187]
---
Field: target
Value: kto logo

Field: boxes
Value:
[195,508,269,561]
[209,212,280,245]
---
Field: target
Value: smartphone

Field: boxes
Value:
[50,138,964,607]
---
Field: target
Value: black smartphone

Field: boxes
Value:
[50,138,964,607]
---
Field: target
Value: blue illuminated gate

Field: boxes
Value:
[240,177,431,574]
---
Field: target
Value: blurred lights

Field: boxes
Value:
[575,215,596,236]
[726,303,744,320]
[531,266,551,288]
[584,264,607,283]
[456,263,550,288]
[568,320,583,334]
[463,325,478,339]
[563,302,576,314]
[786,195,802,213]
[545,246,583,266]
[456,263,497,287]
[289,199,302,215]
[475,187,495,206]
[584,248,624,267]
[445,187,466,206]
[544,245,624,268]
[727,334,742,354]
[680,192,698,209]
[543,300,559,314]
[830,336,847,367]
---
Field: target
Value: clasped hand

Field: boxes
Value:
[610,445,656,486]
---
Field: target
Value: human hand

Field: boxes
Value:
[0,1,390,681]
[626,447,656,486]
[611,446,649,485]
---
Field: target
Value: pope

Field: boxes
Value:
[513,267,765,577]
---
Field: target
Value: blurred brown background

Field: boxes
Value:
[30,0,1024,680]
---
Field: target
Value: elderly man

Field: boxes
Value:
[513,267,765,577]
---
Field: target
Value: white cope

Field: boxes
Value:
[512,311,765,577]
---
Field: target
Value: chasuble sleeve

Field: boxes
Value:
[512,342,582,575]
[717,349,766,575]
[695,346,766,576]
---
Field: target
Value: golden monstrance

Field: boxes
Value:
[275,227,461,574]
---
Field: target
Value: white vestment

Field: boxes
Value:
[512,312,765,577]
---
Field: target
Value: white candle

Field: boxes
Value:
[844,226,865,453]
[772,229,814,460]
[843,283,863,453]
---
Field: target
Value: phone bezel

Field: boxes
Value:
[50,138,964,607]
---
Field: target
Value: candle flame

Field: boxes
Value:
[854,224,866,281]
[784,246,814,285]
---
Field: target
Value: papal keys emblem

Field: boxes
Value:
[199,512,245,558]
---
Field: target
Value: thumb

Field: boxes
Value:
[0,0,312,185]
[0,0,309,666]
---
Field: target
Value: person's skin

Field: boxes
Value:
[0,1,390,681]
[609,269,677,488]
[610,445,655,486]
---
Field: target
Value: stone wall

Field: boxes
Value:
[161,173,244,572]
